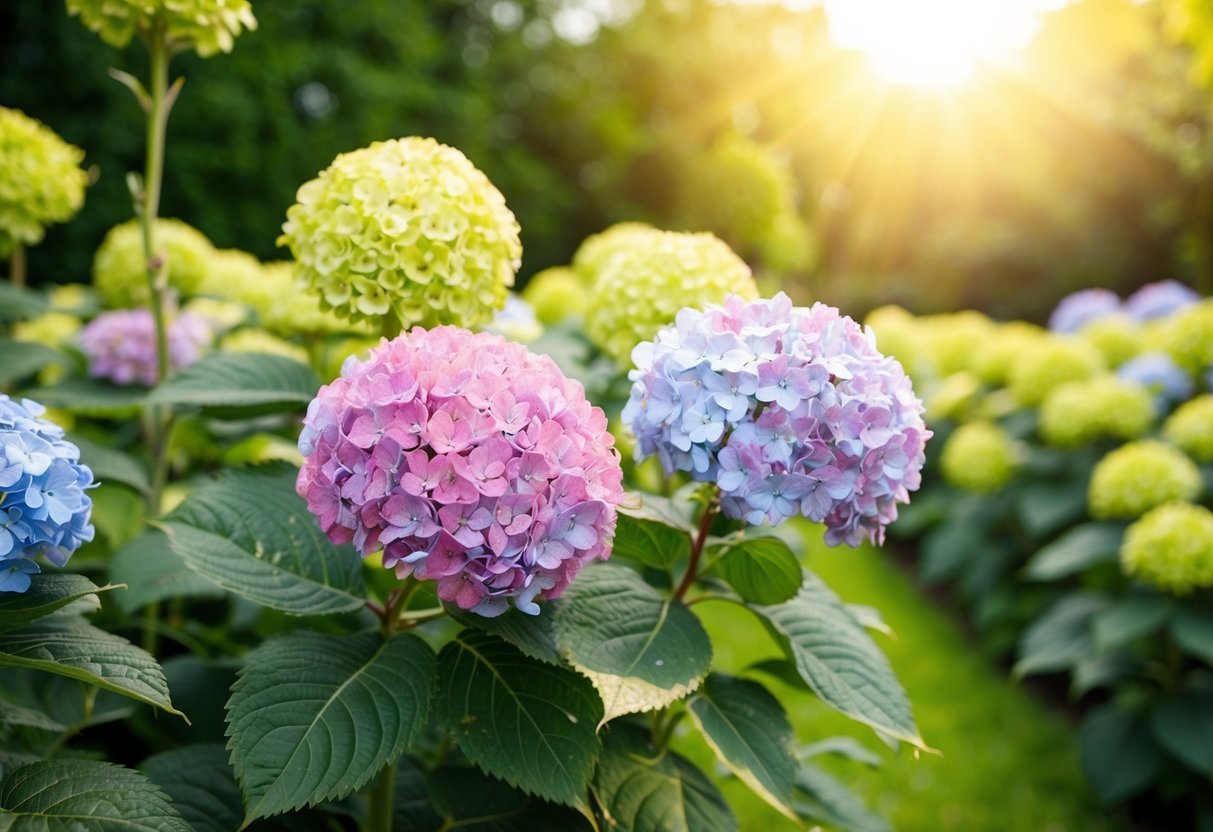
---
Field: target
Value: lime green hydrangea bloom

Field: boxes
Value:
[94,218,215,308]
[973,321,1049,386]
[584,229,757,363]
[279,137,522,330]
[522,266,587,325]
[182,296,248,334]
[866,305,928,381]
[572,222,659,279]
[678,135,791,248]
[920,311,996,376]
[1121,502,1213,595]
[11,312,82,348]
[1007,336,1105,407]
[48,283,96,313]
[194,248,263,301]
[257,262,374,337]
[66,0,256,57]
[924,372,982,423]
[220,328,309,364]
[1163,394,1213,463]
[1088,440,1202,520]
[1039,377,1156,447]
[0,107,88,257]
[941,421,1019,493]
[1077,315,1142,369]
[1158,299,1213,373]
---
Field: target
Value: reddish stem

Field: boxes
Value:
[673,496,717,602]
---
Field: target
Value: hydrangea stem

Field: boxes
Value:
[673,493,718,602]
[141,22,172,386]
[9,243,25,288]
[365,762,395,832]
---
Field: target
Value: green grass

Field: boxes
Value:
[677,528,1118,832]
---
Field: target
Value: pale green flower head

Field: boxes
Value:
[973,321,1049,386]
[1088,440,1202,520]
[66,0,256,57]
[1077,314,1142,369]
[1039,376,1155,448]
[866,305,927,381]
[1121,502,1213,595]
[1007,336,1105,407]
[220,328,309,364]
[0,107,87,256]
[583,228,757,363]
[678,135,791,247]
[94,218,215,308]
[1163,394,1213,464]
[279,137,522,330]
[941,421,1019,493]
[522,266,587,325]
[11,312,82,348]
[572,222,660,279]
[920,310,996,377]
[257,261,373,337]
[1158,299,1213,373]
[924,372,982,423]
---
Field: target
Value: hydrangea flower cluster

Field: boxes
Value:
[0,107,88,257]
[279,137,522,330]
[919,311,995,377]
[1158,299,1213,373]
[1088,440,1202,520]
[0,395,95,593]
[1121,502,1213,596]
[522,266,586,326]
[297,326,625,617]
[1117,352,1193,407]
[622,293,929,546]
[66,0,256,57]
[940,422,1018,493]
[1163,395,1213,463]
[1076,316,1141,369]
[78,308,211,386]
[571,222,659,278]
[1048,288,1121,333]
[1038,377,1155,448]
[94,219,215,309]
[972,321,1047,386]
[1007,337,1104,407]
[584,229,758,363]
[1124,280,1200,321]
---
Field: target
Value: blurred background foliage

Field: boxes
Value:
[4,0,1213,321]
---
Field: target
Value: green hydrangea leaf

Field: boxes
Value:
[1092,592,1170,654]
[0,759,189,831]
[437,630,602,808]
[1078,705,1161,804]
[110,531,225,615]
[794,763,891,832]
[70,432,150,496]
[0,285,49,322]
[147,352,319,418]
[611,510,691,569]
[1014,593,1108,679]
[24,378,147,416]
[226,630,436,821]
[592,723,737,832]
[714,536,801,605]
[0,574,112,633]
[1024,523,1124,581]
[0,341,66,387]
[687,674,798,818]
[448,605,562,665]
[554,562,712,723]
[753,570,925,749]
[142,745,243,832]
[1172,608,1213,666]
[161,464,366,615]
[1149,691,1213,775]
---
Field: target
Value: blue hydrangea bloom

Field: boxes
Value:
[622,293,930,547]
[1048,288,1121,333]
[1124,280,1199,322]
[1117,352,1193,408]
[0,395,95,592]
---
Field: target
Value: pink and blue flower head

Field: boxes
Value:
[78,308,211,386]
[1047,288,1122,333]
[0,395,95,592]
[297,326,625,617]
[1116,352,1193,407]
[622,293,930,546]
[1124,280,1199,322]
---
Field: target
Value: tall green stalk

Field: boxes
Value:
[9,243,25,288]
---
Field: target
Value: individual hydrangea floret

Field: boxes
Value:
[297,326,625,617]
[66,0,256,57]
[1038,377,1155,448]
[1163,394,1213,463]
[78,308,211,386]
[1124,280,1199,322]
[1007,336,1104,407]
[1117,352,1193,408]
[585,229,757,363]
[522,266,587,325]
[940,422,1018,493]
[0,107,88,257]
[1088,440,1202,520]
[1158,299,1213,373]
[0,395,94,593]
[1047,288,1121,333]
[622,293,930,546]
[1121,502,1213,595]
[94,218,215,309]
[279,137,522,330]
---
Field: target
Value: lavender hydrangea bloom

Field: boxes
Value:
[622,293,930,547]
[0,395,95,592]
[78,308,211,386]
[1117,352,1193,407]
[1124,280,1199,322]
[1047,288,1121,333]
[297,326,625,617]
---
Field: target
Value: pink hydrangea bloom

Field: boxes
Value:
[297,326,625,617]
[78,308,211,386]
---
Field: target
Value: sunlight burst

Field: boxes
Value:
[824,0,1049,88]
